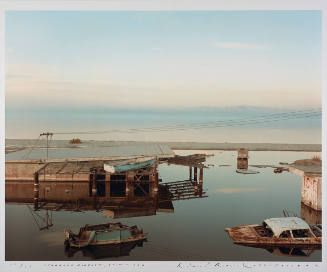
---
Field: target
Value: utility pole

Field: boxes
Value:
[40,132,53,159]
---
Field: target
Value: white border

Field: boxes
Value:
[0,1,326,272]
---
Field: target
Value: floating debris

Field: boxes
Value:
[250,165,277,169]
[274,167,289,174]
[69,138,82,144]
[236,169,259,174]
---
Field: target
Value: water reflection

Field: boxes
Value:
[6,158,208,259]
[301,203,322,225]
[65,240,146,259]
[243,244,319,257]
[5,151,322,261]
[237,159,248,170]
[6,180,206,225]
[26,206,53,230]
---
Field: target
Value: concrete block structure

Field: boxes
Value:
[289,160,322,211]
[301,174,322,211]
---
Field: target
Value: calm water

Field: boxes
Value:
[5,150,321,261]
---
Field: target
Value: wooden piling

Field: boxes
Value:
[92,169,97,196]
[189,167,192,181]
[199,168,203,184]
[198,180,203,197]
[105,173,111,199]
[126,172,134,200]
[152,170,159,198]
[33,172,39,210]
[194,167,197,182]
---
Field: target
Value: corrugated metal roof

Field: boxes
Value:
[264,217,310,237]
[6,143,175,161]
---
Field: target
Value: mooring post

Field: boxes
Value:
[33,172,39,210]
[152,169,159,198]
[194,167,198,182]
[199,168,203,184]
[198,179,203,197]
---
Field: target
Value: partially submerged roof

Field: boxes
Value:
[6,142,175,161]
[37,157,157,175]
[162,154,208,168]
[289,159,322,175]
[264,217,310,237]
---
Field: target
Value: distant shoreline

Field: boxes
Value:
[5,139,322,152]
[163,142,321,152]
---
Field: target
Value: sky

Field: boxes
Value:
[5,10,322,110]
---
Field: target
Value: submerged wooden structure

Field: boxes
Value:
[5,153,208,221]
[6,158,160,210]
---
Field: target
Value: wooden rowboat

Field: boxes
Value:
[104,157,157,173]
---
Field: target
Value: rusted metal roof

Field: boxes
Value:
[264,217,310,237]
[6,143,175,161]
[37,158,158,175]
[161,154,208,167]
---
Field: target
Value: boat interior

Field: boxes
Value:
[254,225,273,237]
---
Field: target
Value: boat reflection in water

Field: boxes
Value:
[65,239,146,259]
[240,244,320,258]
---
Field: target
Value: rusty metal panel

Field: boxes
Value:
[263,217,311,237]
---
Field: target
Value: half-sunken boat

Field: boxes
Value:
[64,222,147,248]
[225,217,322,247]
[104,157,157,173]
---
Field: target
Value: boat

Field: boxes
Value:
[64,222,148,248]
[225,217,322,247]
[104,157,157,173]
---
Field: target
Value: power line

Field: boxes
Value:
[51,108,321,135]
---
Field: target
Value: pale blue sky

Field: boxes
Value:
[5,11,322,110]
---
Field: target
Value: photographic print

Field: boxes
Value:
[2,3,324,269]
